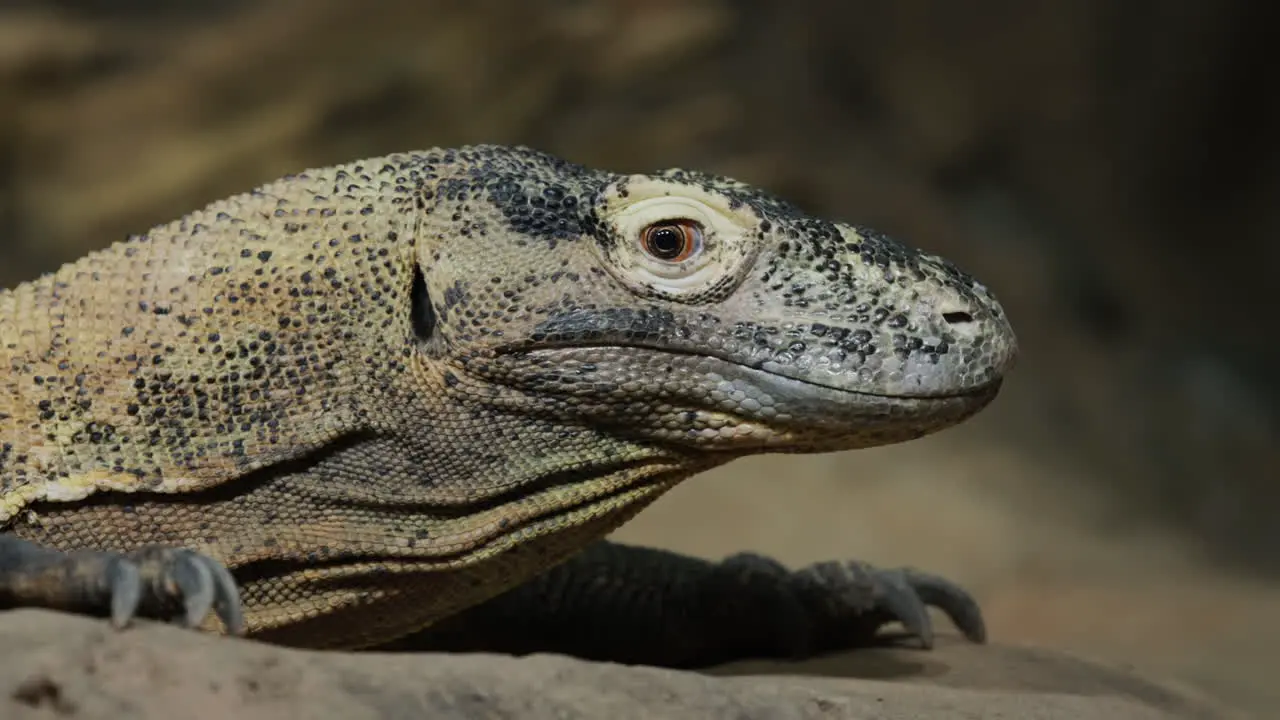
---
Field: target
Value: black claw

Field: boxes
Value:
[111,545,244,633]
[0,535,244,635]
[788,557,986,652]
[904,569,987,643]
[172,552,216,629]
[205,556,246,635]
[107,558,142,628]
[875,569,935,649]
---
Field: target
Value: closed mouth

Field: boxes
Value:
[514,343,1004,403]
[490,343,1004,450]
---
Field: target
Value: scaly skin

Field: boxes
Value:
[0,145,1016,661]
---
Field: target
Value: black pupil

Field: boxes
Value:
[648,226,684,259]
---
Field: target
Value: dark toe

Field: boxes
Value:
[125,545,244,633]
[793,558,987,650]
[872,568,936,649]
[169,551,216,628]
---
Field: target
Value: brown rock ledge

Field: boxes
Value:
[0,609,1239,719]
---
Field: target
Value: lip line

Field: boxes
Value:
[511,343,1002,402]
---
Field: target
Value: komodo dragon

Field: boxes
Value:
[0,145,1017,668]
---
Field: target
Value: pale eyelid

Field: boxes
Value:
[603,193,754,298]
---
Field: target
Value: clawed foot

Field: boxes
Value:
[717,552,985,657]
[793,558,986,648]
[0,535,244,634]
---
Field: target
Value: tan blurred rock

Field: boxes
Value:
[0,610,1237,720]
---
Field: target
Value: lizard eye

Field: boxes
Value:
[640,220,703,263]
[598,177,759,301]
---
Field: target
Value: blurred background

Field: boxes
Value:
[0,0,1276,713]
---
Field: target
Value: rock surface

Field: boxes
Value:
[1,610,1237,719]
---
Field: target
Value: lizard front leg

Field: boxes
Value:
[0,534,244,633]
[379,540,985,669]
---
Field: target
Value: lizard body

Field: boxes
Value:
[0,145,1016,663]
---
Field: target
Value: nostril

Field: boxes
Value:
[942,310,974,325]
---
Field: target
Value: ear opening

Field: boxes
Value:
[410,263,437,342]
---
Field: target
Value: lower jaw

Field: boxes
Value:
[474,348,1003,451]
[617,393,996,455]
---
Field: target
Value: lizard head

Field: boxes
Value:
[413,146,1017,454]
